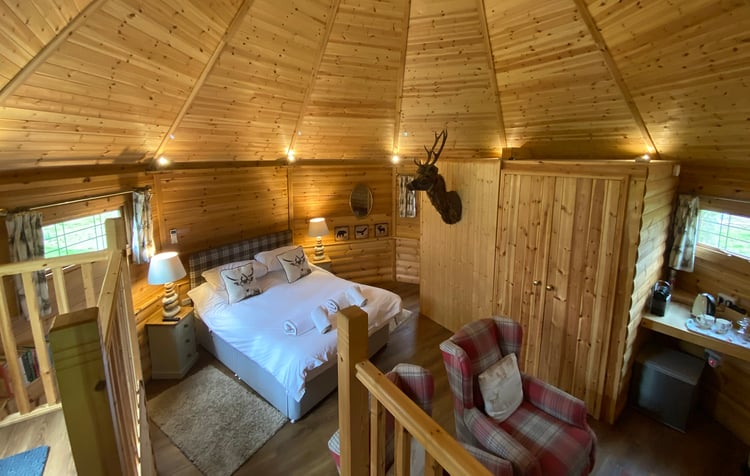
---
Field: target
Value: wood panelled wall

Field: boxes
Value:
[395,163,419,284]
[289,165,394,283]
[420,160,501,331]
[673,165,750,445]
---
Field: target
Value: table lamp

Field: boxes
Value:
[307,217,329,261]
[148,251,187,320]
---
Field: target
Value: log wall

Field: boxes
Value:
[674,165,750,445]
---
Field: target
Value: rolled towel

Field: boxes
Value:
[283,320,297,335]
[283,318,314,336]
[325,298,340,314]
[311,305,332,334]
[346,285,367,307]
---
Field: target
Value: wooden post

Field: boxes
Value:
[337,305,370,476]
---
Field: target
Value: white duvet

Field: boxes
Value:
[187,265,402,402]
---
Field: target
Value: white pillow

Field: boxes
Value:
[478,353,523,423]
[277,246,312,283]
[220,262,262,304]
[202,259,267,291]
[255,245,299,272]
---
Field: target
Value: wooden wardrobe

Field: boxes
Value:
[420,159,679,422]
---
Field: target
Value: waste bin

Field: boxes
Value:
[630,345,704,432]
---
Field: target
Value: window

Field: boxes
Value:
[697,209,750,260]
[43,210,121,258]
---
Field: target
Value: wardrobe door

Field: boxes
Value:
[494,172,554,375]
[536,176,625,418]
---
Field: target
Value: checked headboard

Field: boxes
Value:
[187,229,292,289]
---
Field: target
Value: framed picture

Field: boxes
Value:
[354,224,369,240]
[334,226,349,241]
[375,223,388,237]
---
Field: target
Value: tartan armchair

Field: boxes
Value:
[440,317,596,476]
[328,363,434,473]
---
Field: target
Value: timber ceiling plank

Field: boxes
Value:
[398,0,501,160]
[166,0,337,162]
[292,0,409,161]
[588,0,750,164]
[0,0,239,169]
[484,0,645,159]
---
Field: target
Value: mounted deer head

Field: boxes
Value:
[406,129,462,224]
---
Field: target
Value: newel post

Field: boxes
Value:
[336,305,370,476]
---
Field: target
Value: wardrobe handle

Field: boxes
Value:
[532,280,542,286]
[545,285,555,291]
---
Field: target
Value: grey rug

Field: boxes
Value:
[148,365,288,476]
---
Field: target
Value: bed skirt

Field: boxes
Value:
[194,315,390,421]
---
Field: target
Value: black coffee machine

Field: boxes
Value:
[650,280,671,316]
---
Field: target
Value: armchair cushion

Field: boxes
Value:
[479,353,523,422]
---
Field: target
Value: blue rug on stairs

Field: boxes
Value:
[0,445,49,476]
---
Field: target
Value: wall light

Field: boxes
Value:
[307,217,329,261]
[287,150,296,162]
[391,155,400,164]
[157,156,170,166]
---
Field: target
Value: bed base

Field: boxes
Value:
[195,315,389,421]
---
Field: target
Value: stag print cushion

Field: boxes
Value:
[277,246,312,283]
[478,353,523,423]
[203,259,267,291]
[255,245,300,272]
[220,262,262,304]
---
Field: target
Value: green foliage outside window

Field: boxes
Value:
[697,210,750,260]
[43,210,121,258]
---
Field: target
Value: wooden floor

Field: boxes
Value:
[1,282,748,475]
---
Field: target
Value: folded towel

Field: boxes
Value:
[325,298,340,314]
[283,318,314,336]
[311,305,332,334]
[346,285,367,307]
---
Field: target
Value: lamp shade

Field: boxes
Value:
[307,217,329,237]
[148,251,186,284]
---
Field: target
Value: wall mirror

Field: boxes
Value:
[350,183,373,217]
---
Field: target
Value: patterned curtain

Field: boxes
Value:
[6,211,52,318]
[132,188,155,264]
[669,194,700,272]
[398,175,417,218]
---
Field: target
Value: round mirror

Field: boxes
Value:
[350,183,373,217]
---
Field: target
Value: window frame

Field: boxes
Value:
[696,196,750,263]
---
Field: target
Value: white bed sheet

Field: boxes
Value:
[187,265,401,401]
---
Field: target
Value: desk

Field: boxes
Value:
[641,301,750,362]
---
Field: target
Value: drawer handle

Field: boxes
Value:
[532,280,542,286]
[545,285,555,291]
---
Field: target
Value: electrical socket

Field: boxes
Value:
[718,293,735,306]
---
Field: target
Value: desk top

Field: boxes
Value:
[641,301,750,362]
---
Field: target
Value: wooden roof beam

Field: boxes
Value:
[0,0,108,106]
[286,0,343,157]
[151,0,257,162]
[476,0,508,153]
[391,0,412,160]
[573,0,660,158]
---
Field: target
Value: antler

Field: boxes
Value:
[424,129,447,165]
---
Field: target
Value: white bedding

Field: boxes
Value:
[187,265,402,401]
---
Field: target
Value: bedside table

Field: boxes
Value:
[309,254,332,272]
[146,306,198,379]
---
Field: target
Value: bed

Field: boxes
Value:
[186,230,402,421]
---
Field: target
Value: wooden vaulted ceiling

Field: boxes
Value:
[0,0,748,171]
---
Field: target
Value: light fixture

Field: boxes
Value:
[148,251,187,320]
[157,156,170,166]
[391,154,400,164]
[307,217,329,261]
[287,149,296,162]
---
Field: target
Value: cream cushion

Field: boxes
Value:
[478,353,523,423]
[220,262,262,304]
[254,245,299,272]
[202,259,267,291]
[277,246,312,283]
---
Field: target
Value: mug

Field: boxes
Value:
[713,318,732,334]
[695,314,714,329]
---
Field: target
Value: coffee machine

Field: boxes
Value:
[650,280,671,316]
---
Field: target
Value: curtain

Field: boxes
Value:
[398,175,417,218]
[132,188,155,264]
[669,194,700,272]
[6,211,52,318]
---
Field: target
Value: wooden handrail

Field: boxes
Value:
[336,306,491,476]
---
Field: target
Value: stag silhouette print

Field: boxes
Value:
[406,129,462,224]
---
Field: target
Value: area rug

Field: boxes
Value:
[148,366,287,476]
[0,445,49,476]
